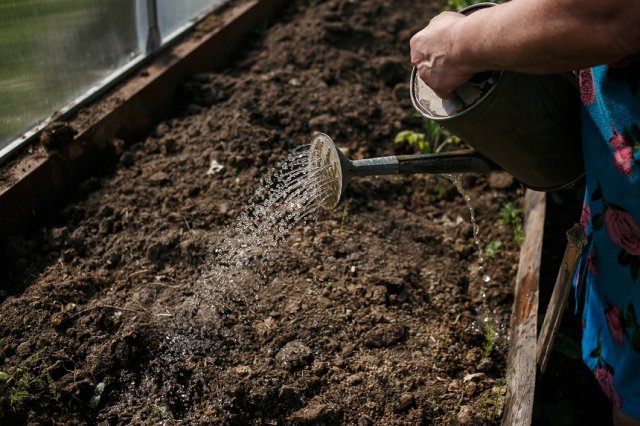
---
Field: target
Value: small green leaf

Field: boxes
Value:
[485,240,502,258]
[89,382,106,410]
[0,371,9,381]
[394,130,411,144]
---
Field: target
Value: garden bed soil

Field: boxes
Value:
[0,0,526,424]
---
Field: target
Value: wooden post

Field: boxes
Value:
[501,190,545,426]
[536,223,587,373]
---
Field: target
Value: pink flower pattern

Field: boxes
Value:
[580,202,591,231]
[604,208,640,256]
[595,367,623,408]
[605,301,625,347]
[580,56,640,414]
[580,68,595,105]
[608,126,634,176]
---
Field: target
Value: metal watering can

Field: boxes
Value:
[310,2,583,210]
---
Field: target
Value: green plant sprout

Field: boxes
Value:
[484,240,502,258]
[151,404,169,420]
[499,202,524,246]
[89,382,106,409]
[395,120,461,155]
[482,300,497,357]
[423,120,461,153]
[0,352,61,412]
[394,130,430,154]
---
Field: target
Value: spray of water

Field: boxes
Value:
[197,143,337,311]
[443,173,501,353]
[442,173,491,285]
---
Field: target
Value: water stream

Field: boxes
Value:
[443,173,491,285]
[199,143,336,306]
[443,173,502,355]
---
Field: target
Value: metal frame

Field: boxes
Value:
[0,0,286,237]
[0,0,225,166]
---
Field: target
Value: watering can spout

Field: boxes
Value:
[309,133,499,210]
[350,149,498,177]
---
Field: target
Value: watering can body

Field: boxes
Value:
[410,67,583,191]
[410,1,583,191]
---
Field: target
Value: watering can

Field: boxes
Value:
[310,2,583,211]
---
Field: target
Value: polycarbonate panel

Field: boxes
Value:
[0,0,145,150]
[157,0,221,41]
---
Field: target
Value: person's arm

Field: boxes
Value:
[410,0,640,98]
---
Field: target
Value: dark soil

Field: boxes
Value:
[0,0,529,424]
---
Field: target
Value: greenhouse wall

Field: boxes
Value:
[0,0,223,157]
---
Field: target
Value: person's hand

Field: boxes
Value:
[410,12,474,99]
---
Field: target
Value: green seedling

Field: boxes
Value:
[499,202,524,246]
[151,404,169,419]
[394,130,430,154]
[482,301,497,357]
[484,240,502,258]
[395,118,461,156]
[422,120,461,153]
[1,352,60,412]
[89,382,106,409]
[9,369,35,408]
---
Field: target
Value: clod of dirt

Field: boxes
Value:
[162,138,180,154]
[288,400,340,424]
[308,114,337,130]
[363,323,406,348]
[40,121,77,150]
[457,405,476,424]
[487,171,515,190]
[477,357,494,372]
[149,171,170,185]
[275,341,313,370]
[154,122,170,138]
[394,392,415,413]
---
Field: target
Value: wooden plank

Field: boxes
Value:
[501,190,546,426]
[536,223,587,372]
[0,0,286,238]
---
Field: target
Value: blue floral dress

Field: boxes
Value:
[575,56,640,418]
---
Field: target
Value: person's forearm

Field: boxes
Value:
[452,0,640,74]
